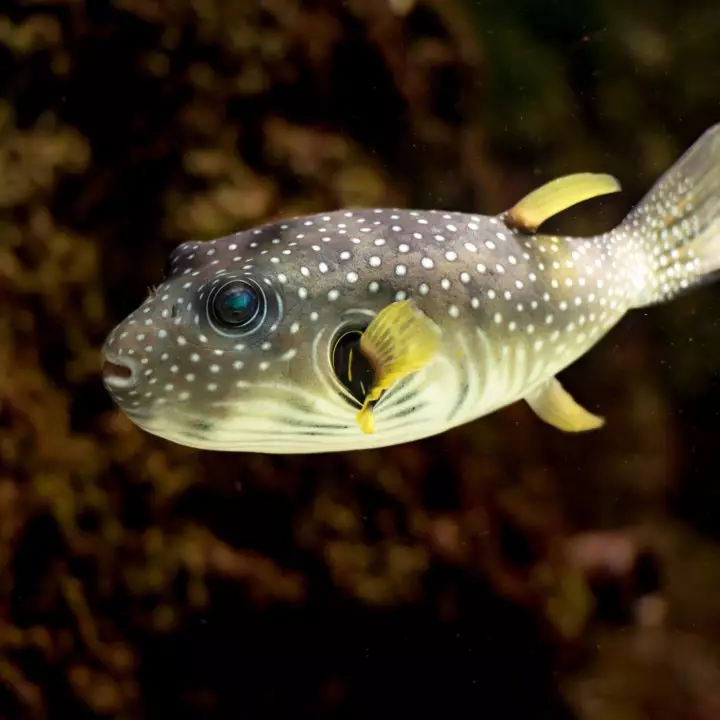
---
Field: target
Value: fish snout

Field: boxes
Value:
[102,353,138,390]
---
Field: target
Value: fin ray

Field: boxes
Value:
[356,301,440,434]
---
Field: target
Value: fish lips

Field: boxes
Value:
[101,351,139,391]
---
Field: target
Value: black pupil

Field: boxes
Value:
[217,284,259,326]
[331,329,374,407]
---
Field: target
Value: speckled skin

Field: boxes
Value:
[102,124,720,453]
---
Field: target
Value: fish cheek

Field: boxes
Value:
[173,377,237,424]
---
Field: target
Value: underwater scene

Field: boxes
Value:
[1,0,720,718]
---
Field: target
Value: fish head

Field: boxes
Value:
[101,224,411,453]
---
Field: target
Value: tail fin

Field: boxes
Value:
[624,124,720,308]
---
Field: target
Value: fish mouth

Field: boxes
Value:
[101,354,137,389]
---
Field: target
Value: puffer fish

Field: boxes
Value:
[102,124,720,454]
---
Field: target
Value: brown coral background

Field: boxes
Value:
[1,0,720,718]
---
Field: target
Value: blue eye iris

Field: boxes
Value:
[224,289,255,314]
[211,280,263,330]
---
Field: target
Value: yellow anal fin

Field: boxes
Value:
[356,300,440,434]
[504,173,621,234]
[525,378,605,433]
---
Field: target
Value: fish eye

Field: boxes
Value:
[330,325,374,407]
[208,279,266,335]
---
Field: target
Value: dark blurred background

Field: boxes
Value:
[1,1,719,718]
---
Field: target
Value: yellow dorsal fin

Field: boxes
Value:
[504,173,621,234]
[355,301,440,434]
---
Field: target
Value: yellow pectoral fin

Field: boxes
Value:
[355,300,440,434]
[525,378,605,433]
[504,172,621,233]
